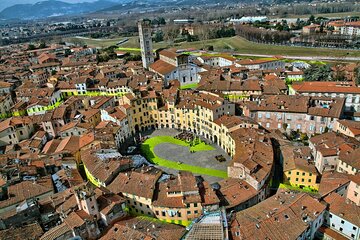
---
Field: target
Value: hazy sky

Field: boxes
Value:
[0,0,99,11]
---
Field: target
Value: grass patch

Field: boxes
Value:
[139,215,192,227]
[278,183,318,194]
[117,47,141,52]
[125,201,192,226]
[65,36,134,48]
[140,136,227,178]
[180,83,198,90]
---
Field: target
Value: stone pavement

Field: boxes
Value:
[145,129,231,183]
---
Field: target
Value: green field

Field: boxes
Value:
[67,35,360,58]
[66,36,139,48]
[179,83,199,90]
[140,136,227,178]
[176,36,360,58]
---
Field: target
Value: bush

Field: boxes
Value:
[125,54,142,61]
[174,38,187,43]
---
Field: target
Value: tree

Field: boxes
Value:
[27,44,36,50]
[290,130,298,140]
[355,66,360,85]
[125,54,142,62]
[275,23,284,31]
[39,41,47,49]
[304,64,332,81]
[308,15,315,24]
[64,49,72,57]
[235,24,291,44]
[197,24,211,48]
[153,31,164,42]
[163,25,180,46]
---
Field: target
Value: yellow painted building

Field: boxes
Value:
[121,89,236,146]
[281,145,319,190]
[126,90,159,133]
[80,109,101,127]
[284,168,318,190]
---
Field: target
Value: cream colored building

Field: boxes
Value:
[346,175,360,206]
[334,120,360,141]
[336,148,360,175]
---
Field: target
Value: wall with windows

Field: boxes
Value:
[0,127,18,147]
[291,91,360,112]
[164,63,200,87]
[152,202,202,226]
[336,159,358,175]
[333,121,360,140]
[253,110,336,135]
[122,193,154,217]
[347,180,360,206]
[283,168,318,190]
[324,211,360,239]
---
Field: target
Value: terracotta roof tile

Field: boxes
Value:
[324,192,360,226]
[100,216,185,240]
[149,60,176,76]
[108,166,162,199]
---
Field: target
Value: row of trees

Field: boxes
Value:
[150,17,166,26]
[155,24,235,45]
[355,67,360,85]
[95,44,142,63]
[251,15,328,33]
[96,46,117,63]
[270,2,360,18]
[235,25,292,44]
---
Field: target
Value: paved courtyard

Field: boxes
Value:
[145,129,231,183]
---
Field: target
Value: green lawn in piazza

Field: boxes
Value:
[179,83,198,90]
[140,135,228,179]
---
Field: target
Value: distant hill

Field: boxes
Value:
[98,0,254,13]
[0,0,105,12]
[0,0,119,20]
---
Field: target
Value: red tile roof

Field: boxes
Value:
[324,192,360,226]
[292,81,360,94]
[149,60,176,75]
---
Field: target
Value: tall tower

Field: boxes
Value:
[138,19,154,69]
[75,185,100,219]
